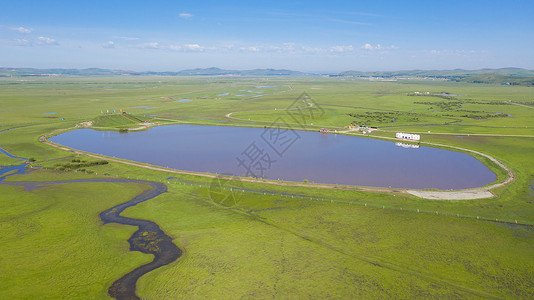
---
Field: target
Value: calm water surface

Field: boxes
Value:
[50,125,496,189]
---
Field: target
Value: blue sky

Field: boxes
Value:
[1,0,533,72]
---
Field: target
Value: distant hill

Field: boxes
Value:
[0,67,127,77]
[0,67,309,77]
[457,73,534,86]
[332,68,534,79]
[332,68,534,86]
[175,67,308,76]
[2,67,533,85]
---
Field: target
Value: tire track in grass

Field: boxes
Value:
[224,205,503,299]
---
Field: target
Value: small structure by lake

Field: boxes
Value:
[396,132,420,141]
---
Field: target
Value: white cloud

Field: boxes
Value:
[15,36,59,46]
[179,12,193,19]
[362,43,375,50]
[11,26,33,33]
[282,43,297,52]
[361,43,397,51]
[232,43,361,55]
[136,42,160,49]
[15,38,32,46]
[427,49,479,57]
[328,45,354,53]
[36,36,59,45]
[183,44,204,51]
[236,43,293,53]
[127,41,395,56]
[168,44,182,51]
[301,46,323,54]
[242,46,260,52]
[146,43,207,52]
[103,41,115,48]
[220,44,235,51]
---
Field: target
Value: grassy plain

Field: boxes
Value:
[0,76,533,298]
[0,175,152,299]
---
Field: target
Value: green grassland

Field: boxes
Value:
[0,176,152,299]
[126,185,534,298]
[1,76,533,298]
[0,153,24,166]
[92,113,145,128]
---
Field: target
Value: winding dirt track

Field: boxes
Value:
[40,127,514,200]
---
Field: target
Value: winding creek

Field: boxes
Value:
[100,180,181,300]
[0,144,180,299]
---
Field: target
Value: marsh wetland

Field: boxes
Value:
[1,76,534,299]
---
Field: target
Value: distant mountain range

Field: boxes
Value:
[456,73,534,86]
[331,68,534,78]
[1,67,533,86]
[331,68,534,86]
[168,67,309,76]
[0,67,309,77]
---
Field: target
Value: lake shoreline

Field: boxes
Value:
[40,125,513,199]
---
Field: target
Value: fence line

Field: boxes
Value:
[43,167,534,227]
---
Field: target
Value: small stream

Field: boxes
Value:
[0,144,28,181]
[100,180,181,300]
[1,143,181,299]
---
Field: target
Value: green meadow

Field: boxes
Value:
[1,76,533,298]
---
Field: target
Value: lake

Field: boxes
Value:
[49,125,496,189]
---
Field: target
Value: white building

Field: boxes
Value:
[396,132,420,141]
